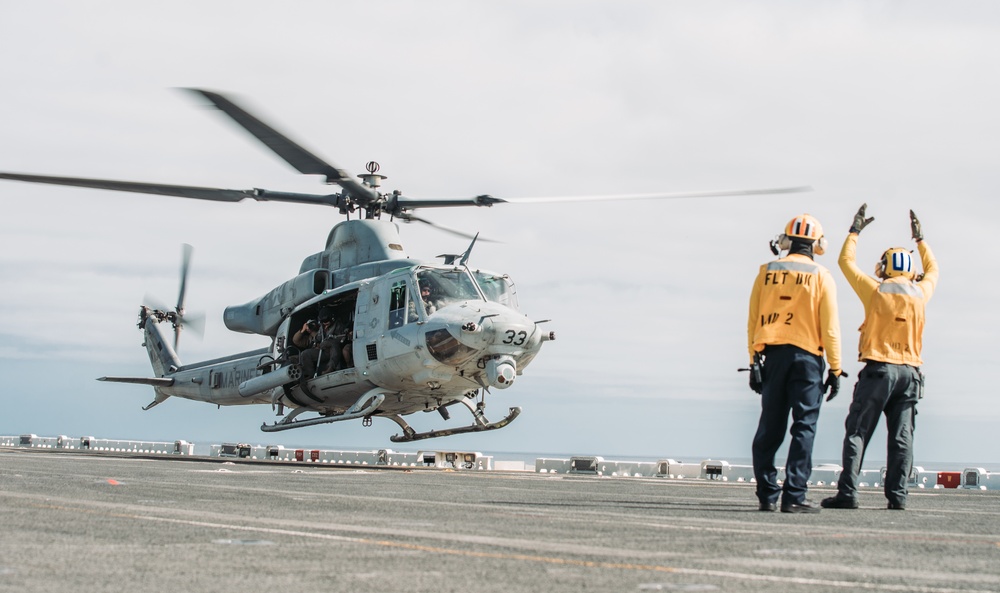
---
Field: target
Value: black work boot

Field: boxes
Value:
[781,499,821,514]
[821,496,859,509]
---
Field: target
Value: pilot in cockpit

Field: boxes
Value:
[420,281,442,315]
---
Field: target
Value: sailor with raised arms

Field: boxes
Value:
[823,206,939,511]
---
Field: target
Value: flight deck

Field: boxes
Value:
[1,447,998,593]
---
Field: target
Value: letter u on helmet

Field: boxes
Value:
[783,214,826,255]
[877,247,915,279]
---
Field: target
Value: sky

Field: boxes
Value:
[1,1,998,466]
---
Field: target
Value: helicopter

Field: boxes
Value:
[0,89,810,442]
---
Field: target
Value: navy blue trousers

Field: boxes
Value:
[752,345,825,507]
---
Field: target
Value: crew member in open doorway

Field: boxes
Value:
[296,306,343,378]
[747,214,844,514]
[823,206,939,511]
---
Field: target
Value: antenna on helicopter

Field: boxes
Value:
[460,233,479,266]
[436,233,480,266]
[359,161,386,189]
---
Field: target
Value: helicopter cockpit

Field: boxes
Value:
[387,266,484,329]
[416,267,481,316]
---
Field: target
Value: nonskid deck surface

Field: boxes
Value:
[1,449,998,593]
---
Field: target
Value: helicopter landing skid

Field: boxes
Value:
[388,406,522,442]
[260,390,387,433]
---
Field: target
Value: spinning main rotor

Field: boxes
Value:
[0,88,810,235]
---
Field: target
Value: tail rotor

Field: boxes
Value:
[145,243,205,351]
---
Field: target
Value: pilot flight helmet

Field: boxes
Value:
[876,247,915,280]
[772,213,827,255]
[318,306,335,323]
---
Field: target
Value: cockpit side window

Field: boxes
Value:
[473,271,518,310]
[388,280,409,328]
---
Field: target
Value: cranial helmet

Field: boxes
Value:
[318,306,335,322]
[771,213,827,255]
[785,213,824,242]
[876,247,915,280]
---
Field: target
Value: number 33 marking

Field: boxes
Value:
[503,330,527,345]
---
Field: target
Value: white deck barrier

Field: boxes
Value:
[208,443,493,470]
[1,434,193,455]
[2,435,994,488]
[533,455,998,491]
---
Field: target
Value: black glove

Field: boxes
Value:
[910,209,923,242]
[824,369,847,401]
[849,203,874,234]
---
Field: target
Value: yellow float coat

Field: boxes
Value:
[747,253,843,372]
[838,234,938,365]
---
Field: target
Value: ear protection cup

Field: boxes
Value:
[813,236,827,256]
[874,258,887,279]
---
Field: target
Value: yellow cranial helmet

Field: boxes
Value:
[876,247,915,279]
[782,214,826,255]
[785,214,823,241]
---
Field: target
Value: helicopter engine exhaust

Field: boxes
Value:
[486,356,517,389]
[238,364,302,398]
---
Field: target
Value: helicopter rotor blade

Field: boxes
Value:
[177,243,193,315]
[0,172,350,208]
[386,194,507,213]
[0,172,255,202]
[501,185,813,204]
[396,212,498,243]
[141,245,206,351]
[173,309,206,351]
[184,88,377,207]
[143,293,171,314]
[181,310,206,338]
[383,186,806,215]
[173,244,205,351]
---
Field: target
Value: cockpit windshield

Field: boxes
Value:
[473,270,518,310]
[416,267,482,315]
